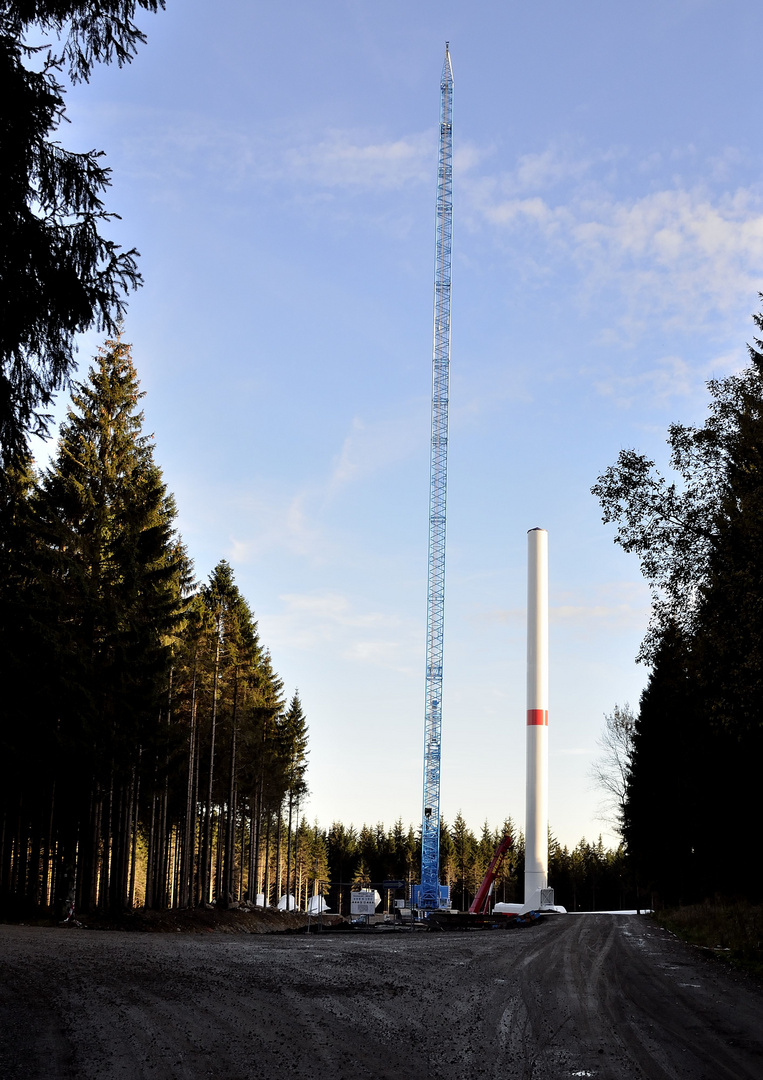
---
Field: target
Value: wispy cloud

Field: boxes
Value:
[551,602,647,628]
[108,108,763,339]
[283,129,433,189]
[551,581,650,631]
[108,105,435,195]
[568,187,763,320]
[328,408,425,493]
[226,489,331,565]
[592,347,742,408]
[474,184,763,308]
[222,393,426,564]
[275,591,385,626]
[263,590,418,671]
[464,143,763,342]
[106,105,763,400]
[474,581,650,631]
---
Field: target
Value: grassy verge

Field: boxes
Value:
[2,908,346,934]
[657,901,763,979]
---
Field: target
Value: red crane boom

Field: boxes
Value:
[468,834,514,914]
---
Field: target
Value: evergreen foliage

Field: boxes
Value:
[317,816,626,914]
[594,305,763,903]
[0,334,311,917]
[0,333,185,914]
[0,0,164,464]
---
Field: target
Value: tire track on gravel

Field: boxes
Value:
[1,915,762,1079]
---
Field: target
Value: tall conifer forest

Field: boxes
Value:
[0,335,311,917]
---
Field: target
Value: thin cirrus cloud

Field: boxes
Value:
[282,129,434,189]
[90,99,763,296]
[551,603,648,630]
[262,130,763,340]
[111,108,479,204]
[110,110,436,193]
[469,604,647,630]
[108,110,763,401]
[263,590,417,670]
[592,348,742,408]
[259,590,379,650]
[220,403,425,570]
[224,489,331,564]
[278,129,487,191]
[472,582,650,631]
[328,408,425,493]
[113,112,763,334]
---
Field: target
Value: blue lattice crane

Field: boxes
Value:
[417,43,454,912]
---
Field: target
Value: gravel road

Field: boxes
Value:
[1,914,762,1079]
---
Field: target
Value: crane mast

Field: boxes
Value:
[419,43,453,912]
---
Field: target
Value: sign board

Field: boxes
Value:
[382,880,406,890]
[351,890,377,916]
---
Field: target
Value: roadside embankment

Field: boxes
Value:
[3,907,345,935]
[657,900,763,978]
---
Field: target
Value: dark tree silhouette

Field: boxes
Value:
[0,1,165,464]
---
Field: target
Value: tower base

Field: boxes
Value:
[494,888,566,915]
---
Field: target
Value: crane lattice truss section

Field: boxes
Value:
[420,43,453,912]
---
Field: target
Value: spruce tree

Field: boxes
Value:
[1,1,165,464]
[326,821,357,914]
[450,811,476,910]
[33,331,185,913]
[0,455,54,913]
[281,692,308,910]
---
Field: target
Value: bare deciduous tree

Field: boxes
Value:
[590,703,635,836]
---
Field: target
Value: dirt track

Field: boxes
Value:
[1,914,762,1079]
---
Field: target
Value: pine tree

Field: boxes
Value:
[190,560,276,906]
[474,821,496,895]
[302,823,330,910]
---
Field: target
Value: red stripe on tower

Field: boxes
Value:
[526,710,548,726]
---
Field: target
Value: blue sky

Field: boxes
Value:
[36,0,763,848]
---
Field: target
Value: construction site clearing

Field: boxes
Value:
[3,914,763,1080]
[6,903,553,936]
